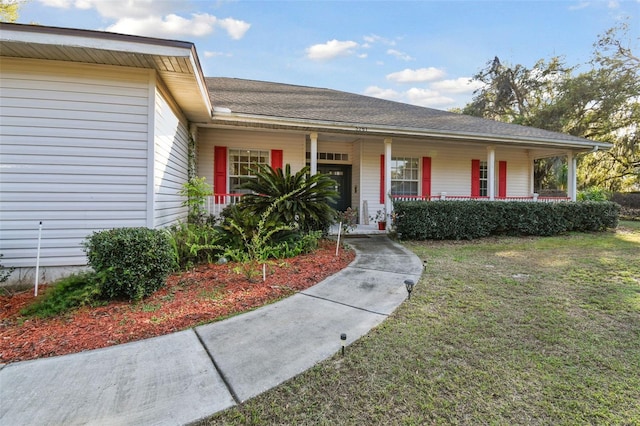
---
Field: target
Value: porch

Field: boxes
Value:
[204,192,572,228]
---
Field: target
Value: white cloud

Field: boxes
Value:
[107,13,219,38]
[387,49,414,61]
[217,17,251,40]
[363,34,396,46]
[38,0,250,39]
[364,86,402,101]
[204,51,232,58]
[386,67,446,83]
[39,0,73,7]
[306,39,359,60]
[406,88,455,108]
[568,1,590,11]
[431,78,484,94]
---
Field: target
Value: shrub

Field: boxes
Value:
[394,200,620,240]
[168,222,224,269]
[20,272,104,318]
[84,227,176,301]
[237,164,338,233]
[179,177,213,224]
[577,187,610,202]
[0,253,15,284]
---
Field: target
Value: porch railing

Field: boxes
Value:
[391,193,571,203]
[205,192,571,217]
[205,193,244,216]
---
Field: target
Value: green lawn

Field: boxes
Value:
[201,222,640,425]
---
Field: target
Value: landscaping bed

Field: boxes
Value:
[0,240,354,363]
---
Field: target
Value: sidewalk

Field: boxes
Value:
[0,236,423,425]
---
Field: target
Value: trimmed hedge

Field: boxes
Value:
[84,227,176,301]
[394,201,620,240]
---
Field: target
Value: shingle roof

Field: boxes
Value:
[206,77,604,148]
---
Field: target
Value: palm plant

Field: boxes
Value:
[238,164,338,232]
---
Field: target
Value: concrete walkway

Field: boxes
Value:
[0,236,423,425]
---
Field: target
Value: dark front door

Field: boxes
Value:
[317,164,351,212]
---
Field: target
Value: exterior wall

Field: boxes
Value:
[195,131,536,225]
[357,139,535,222]
[0,58,152,278]
[153,85,190,227]
[197,128,306,192]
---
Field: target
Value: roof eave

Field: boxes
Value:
[0,23,213,123]
[209,112,613,151]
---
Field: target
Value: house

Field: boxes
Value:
[0,22,610,283]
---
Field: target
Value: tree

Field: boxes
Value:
[0,0,27,23]
[463,22,639,191]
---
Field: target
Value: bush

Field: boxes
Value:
[394,200,620,240]
[168,222,224,269]
[0,253,15,284]
[20,272,104,318]
[612,192,640,220]
[577,187,610,202]
[84,227,176,301]
[179,177,213,224]
[237,164,338,233]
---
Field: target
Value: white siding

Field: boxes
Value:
[357,139,535,219]
[153,86,189,227]
[0,58,151,270]
[197,128,306,191]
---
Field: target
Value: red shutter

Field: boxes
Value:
[471,159,480,197]
[421,157,432,199]
[498,161,507,198]
[271,149,283,170]
[214,146,227,204]
[380,155,385,204]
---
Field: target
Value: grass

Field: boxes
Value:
[201,221,640,425]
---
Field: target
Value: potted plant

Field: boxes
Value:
[371,210,387,230]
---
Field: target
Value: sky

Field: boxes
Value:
[15,0,640,111]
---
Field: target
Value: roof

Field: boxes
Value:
[0,22,212,122]
[206,77,611,151]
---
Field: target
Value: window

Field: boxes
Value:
[391,157,419,196]
[228,149,269,193]
[479,161,488,197]
[306,151,349,161]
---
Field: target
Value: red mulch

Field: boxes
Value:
[0,240,354,364]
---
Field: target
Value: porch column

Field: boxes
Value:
[567,151,577,201]
[384,138,392,229]
[310,132,318,175]
[487,146,495,200]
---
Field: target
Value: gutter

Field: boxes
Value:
[207,111,613,152]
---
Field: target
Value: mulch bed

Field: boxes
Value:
[0,240,354,364]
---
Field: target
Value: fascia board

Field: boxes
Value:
[0,27,192,57]
[210,112,613,151]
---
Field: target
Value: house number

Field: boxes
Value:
[355,127,368,132]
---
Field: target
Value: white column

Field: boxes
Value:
[310,132,318,175]
[487,146,495,200]
[567,151,577,201]
[384,138,392,229]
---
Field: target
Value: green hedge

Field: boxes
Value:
[84,227,176,301]
[394,201,620,240]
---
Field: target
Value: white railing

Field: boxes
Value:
[205,193,244,216]
[391,193,571,203]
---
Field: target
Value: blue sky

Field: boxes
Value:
[16,0,640,110]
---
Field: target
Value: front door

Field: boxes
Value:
[317,164,351,212]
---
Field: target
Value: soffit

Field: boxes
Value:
[0,24,212,123]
